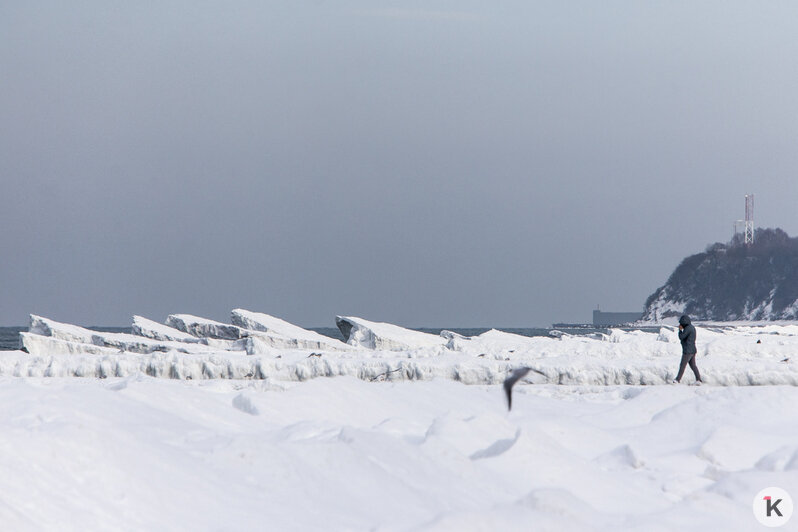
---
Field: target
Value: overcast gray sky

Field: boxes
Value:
[2,1,797,328]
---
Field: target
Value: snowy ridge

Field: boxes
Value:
[9,313,798,386]
[0,349,796,385]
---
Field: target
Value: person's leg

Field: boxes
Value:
[688,354,702,382]
[675,352,691,382]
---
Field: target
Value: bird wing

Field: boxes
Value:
[503,367,545,411]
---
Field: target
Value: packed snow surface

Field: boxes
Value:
[0,377,796,531]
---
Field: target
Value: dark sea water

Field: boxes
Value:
[0,327,25,351]
[0,325,620,351]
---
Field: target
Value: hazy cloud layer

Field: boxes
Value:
[2,1,797,327]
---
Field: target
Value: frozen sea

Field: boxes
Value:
[2,314,797,530]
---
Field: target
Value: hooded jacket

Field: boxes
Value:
[678,315,697,355]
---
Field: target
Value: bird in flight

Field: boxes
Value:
[503,367,546,410]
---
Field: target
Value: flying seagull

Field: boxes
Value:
[503,367,546,411]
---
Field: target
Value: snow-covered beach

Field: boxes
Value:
[2,312,797,530]
[2,378,796,531]
[6,313,798,386]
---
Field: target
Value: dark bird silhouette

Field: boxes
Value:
[503,367,546,411]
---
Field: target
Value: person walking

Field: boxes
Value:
[674,314,702,384]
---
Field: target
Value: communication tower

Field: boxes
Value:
[733,194,755,244]
[744,194,754,244]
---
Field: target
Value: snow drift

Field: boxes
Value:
[1,377,796,531]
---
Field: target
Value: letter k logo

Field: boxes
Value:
[754,487,792,526]
[765,496,784,518]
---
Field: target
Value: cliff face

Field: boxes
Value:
[642,228,798,322]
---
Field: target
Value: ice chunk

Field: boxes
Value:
[446,328,544,353]
[133,316,252,351]
[440,330,471,350]
[335,316,446,351]
[132,316,202,343]
[439,330,467,340]
[20,332,121,356]
[28,315,223,355]
[29,314,96,344]
[242,335,345,355]
[165,314,250,340]
[164,312,344,353]
[231,309,349,351]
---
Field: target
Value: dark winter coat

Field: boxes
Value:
[678,315,697,355]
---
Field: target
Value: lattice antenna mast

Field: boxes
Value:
[744,194,754,245]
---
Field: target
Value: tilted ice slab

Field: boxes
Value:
[165,314,250,340]
[132,316,203,343]
[27,315,223,355]
[335,316,447,351]
[164,313,341,354]
[231,309,349,351]
[29,314,99,344]
[20,332,121,356]
[133,316,250,351]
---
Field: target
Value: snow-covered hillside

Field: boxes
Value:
[642,228,798,322]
